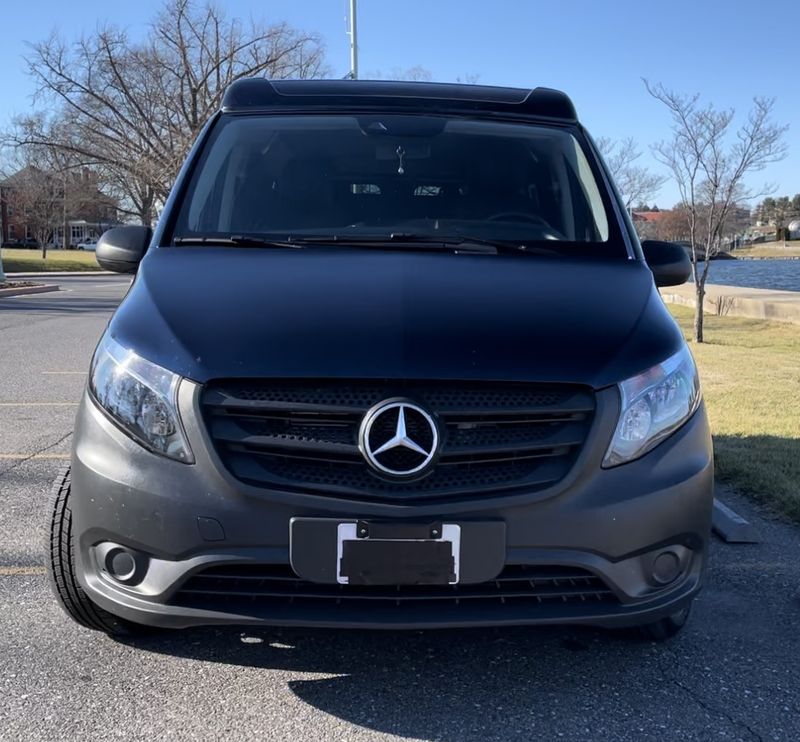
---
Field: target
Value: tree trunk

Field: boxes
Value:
[138,194,155,228]
[139,206,152,228]
[694,282,705,343]
[63,171,69,251]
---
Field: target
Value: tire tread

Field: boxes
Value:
[46,466,139,635]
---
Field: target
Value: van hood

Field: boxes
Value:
[109,247,684,389]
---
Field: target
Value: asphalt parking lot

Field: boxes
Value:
[1,274,799,741]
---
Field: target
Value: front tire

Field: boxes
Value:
[46,467,148,636]
[640,603,692,641]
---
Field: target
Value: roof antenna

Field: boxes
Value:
[396,146,405,175]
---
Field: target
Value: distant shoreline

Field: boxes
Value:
[730,255,800,261]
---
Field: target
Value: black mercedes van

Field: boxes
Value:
[47,80,713,640]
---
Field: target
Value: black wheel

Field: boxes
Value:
[640,603,692,641]
[46,467,148,636]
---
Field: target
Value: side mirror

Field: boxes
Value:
[641,240,692,287]
[95,226,152,273]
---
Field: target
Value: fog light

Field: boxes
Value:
[103,547,144,585]
[651,550,681,585]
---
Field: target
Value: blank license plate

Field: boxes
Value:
[336,523,461,585]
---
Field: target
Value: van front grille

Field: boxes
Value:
[171,564,618,612]
[200,380,595,502]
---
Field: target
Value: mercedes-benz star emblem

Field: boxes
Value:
[359,399,439,477]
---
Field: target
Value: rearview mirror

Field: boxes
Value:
[641,240,692,287]
[95,226,152,273]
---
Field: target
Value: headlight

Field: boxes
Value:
[89,334,194,462]
[603,345,701,467]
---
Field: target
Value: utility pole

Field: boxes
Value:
[347,0,358,80]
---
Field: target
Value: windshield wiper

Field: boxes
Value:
[276,234,497,254]
[387,234,567,256]
[174,233,499,253]
[282,233,563,255]
[173,235,303,248]
[395,234,565,255]
[172,233,562,256]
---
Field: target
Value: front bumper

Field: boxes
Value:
[69,383,714,630]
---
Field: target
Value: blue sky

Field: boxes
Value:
[1,0,798,206]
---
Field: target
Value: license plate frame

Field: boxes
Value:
[336,522,461,585]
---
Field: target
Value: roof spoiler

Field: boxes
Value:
[221,79,577,122]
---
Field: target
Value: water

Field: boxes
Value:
[705,259,800,293]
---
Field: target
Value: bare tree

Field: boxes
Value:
[660,209,689,242]
[393,65,433,82]
[367,65,433,81]
[7,0,326,225]
[5,167,62,258]
[645,81,788,342]
[597,136,666,211]
[2,135,114,258]
[367,67,480,84]
[758,195,797,229]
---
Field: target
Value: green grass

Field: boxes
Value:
[1,248,102,272]
[732,241,800,258]
[669,305,800,522]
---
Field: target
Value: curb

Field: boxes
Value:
[0,284,59,298]
[5,271,110,278]
[712,498,759,543]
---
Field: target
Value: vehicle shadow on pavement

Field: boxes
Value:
[116,624,656,739]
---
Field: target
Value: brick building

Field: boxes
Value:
[0,167,119,248]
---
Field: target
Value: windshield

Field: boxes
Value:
[171,114,624,255]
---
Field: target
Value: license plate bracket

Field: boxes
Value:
[336,522,461,585]
[290,518,503,585]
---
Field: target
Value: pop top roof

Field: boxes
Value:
[221,79,578,122]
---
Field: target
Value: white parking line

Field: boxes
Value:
[0,566,46,576]
[5,282,126,299]
[0,454,71,460]
[0,402,79,407]
[4,288,71,298]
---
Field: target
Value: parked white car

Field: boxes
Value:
[77,238,98,251]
